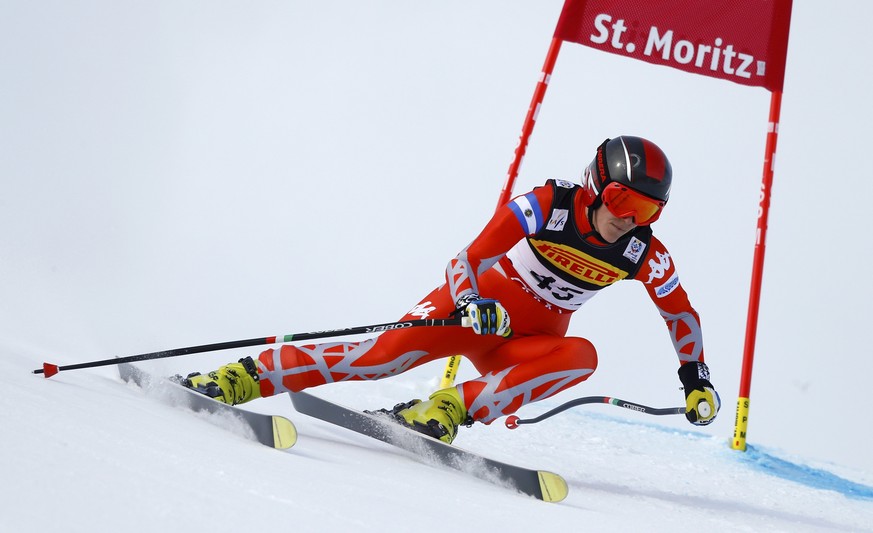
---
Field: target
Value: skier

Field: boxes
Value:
[184,136,720,443]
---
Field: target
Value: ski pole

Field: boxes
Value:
[33,316,464,378]
[504,396,685,429]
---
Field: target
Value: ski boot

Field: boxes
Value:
[374,387,471,444]
[183,356,262,406]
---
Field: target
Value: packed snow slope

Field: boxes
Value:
[5,351,872,533]
[3,1,873,531]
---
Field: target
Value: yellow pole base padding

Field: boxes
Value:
[731,396,750,451]
[439,355,462,389]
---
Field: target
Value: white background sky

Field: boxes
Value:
[2,0,872,476]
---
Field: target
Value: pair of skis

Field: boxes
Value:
[119,364,568,503]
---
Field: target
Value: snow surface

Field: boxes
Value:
[3,1,873,531]
[5,354,873,532]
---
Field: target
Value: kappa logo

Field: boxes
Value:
[645,251,671,284]
[408,301,437,319]
[546,209,568,231]
[623,237,646,264]
[555,179,576,189]
[529,239,628,286]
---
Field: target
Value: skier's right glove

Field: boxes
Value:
[678,361,720,426]
[455,294,511,337]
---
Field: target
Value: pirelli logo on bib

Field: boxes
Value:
[529,239,629,286]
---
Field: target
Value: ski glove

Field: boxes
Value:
[678,361,720,426]
[455,294,511,337]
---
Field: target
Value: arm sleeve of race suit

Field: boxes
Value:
[634,235,705,364]
[446,185,554,306]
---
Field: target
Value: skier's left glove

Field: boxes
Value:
[678,361,720,426]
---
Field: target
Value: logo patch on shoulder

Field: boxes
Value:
[655,273,680,298]
[555,179,576,189]
[645,251,672,284]
[546,209,568,231]
[623,237,646,264]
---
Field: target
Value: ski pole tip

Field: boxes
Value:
[505,415,520,430]
[41,363,60,378]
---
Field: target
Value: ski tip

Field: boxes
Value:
[537,471,569,503]
[271,416,298,450]
[40,363,60,378]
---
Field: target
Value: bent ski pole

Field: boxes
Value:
[504,396,685,429]
[33,316,464,378]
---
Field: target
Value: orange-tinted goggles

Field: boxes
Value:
[600,182,665,225]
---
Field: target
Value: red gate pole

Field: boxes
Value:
[495,37,564,210]
[732,90,784,451]
[439,37,564,389]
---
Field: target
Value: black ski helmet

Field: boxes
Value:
[581,136,673,207]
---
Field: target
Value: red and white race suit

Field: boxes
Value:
[257,180,704,424]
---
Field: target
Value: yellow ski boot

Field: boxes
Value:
[183,356,262,406]
[393,387,469,444]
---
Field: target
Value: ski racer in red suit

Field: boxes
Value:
[185,136,721,443]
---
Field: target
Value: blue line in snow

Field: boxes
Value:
[741,445,873,500]
[553,409,873,500]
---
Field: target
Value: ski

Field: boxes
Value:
[288,391,568,502]
[119,363,297,450]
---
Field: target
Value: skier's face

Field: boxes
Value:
[591,204,637,243]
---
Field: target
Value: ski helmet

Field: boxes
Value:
[581,136,673,218]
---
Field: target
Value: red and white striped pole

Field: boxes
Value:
[732,90,784,451]
[439,37,564,389]
[495,37,563,210]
